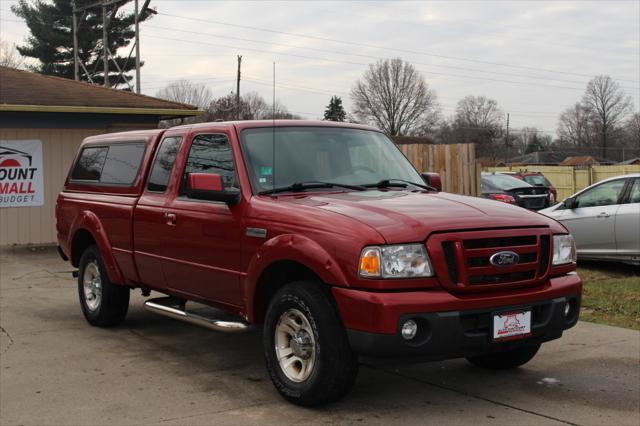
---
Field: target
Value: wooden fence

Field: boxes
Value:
[484,165,640,200]
[397,143,479,196]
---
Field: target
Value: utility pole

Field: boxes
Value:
[505,112,510,162]
[236,55,242,120]
[134,0,141,93]
[102,1,109,87]
[72,1,79,81]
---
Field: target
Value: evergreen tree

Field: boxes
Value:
[525,133,546,153]
[11,0,153,88]
[324,95,346,122]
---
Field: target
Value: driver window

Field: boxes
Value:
[180,134,239,194]
[575,179,625,208]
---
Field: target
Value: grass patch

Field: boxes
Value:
[578,262,640,330]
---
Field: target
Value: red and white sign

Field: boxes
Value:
[0,140,44,208]
[493,310,531,341]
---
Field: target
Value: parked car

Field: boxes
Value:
[56,121,582,406]
[497,171,557,204]
[539,174,640,265]
[481,173,552,210]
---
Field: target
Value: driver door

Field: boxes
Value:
[160,132,244,306]
[561,179,626,255]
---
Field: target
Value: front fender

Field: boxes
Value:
[244,233,349,322]
[68,211,125,285]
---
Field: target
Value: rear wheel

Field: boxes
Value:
[466,343,541,370]
[78,245,129,327]
[263,281,358,406]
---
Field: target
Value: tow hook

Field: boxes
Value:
[72,270,79,278]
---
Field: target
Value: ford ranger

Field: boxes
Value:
[56,120,582,406]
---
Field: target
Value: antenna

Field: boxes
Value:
[271,62,276,197]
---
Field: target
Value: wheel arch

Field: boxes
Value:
[68,211,125,285]
[244,234,349,323]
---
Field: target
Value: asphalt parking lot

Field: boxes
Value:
[1,247,639,426]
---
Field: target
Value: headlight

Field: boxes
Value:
[359,244,433,278]
[552,234,577,265]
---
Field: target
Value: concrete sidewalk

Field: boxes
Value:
[1,247,638,425]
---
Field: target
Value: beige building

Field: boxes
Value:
[0,66,201,245]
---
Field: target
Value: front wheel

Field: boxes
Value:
[263,281,358,406]
[78,245,129,327]
[466,343,541,370]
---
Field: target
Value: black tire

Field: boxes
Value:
[466,343,541,370]
[263,281,358,406]
[78,245,129,327]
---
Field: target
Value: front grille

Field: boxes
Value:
[470,271,535,285]
[427,228,553,293]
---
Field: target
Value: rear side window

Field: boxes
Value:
[147,137,182,192]
[71,143,146,185]
[71,147,108,181]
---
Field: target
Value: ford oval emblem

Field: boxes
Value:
[489,251,520,267]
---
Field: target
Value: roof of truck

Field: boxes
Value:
[81,129,165,144]
[170,120,380,132]
[79,120,382,143]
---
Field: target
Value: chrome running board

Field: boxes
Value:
[144,297,253,333]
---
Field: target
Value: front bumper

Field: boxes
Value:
[332,273,582,359]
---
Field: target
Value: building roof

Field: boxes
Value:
[0,66,201,118]
[559,156,598,166]
[506,150,615,165]
[618,157,640,165]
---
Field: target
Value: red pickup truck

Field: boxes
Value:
[56,120,581,406]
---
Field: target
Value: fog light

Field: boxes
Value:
[564,302,571,317]
[401,320,418,340]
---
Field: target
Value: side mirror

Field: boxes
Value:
[563,197,577,209]
[186,173,240,205]
[421,172,442,192]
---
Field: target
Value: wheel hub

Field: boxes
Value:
[83,261,102,312]
[275,308,317,383]
[290,332,313,360]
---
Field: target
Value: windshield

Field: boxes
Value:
[240,127,423,193]
[483,174,533,191]
[523,175,551,187]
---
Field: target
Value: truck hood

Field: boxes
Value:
[281,190,556,243]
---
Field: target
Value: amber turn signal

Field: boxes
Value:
[359,247,381,277]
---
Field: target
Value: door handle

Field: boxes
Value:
[164,212,177,226]
[596,212,610,218]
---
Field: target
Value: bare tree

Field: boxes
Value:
[351,58,439,136]
[582,75,633,158]
[624,113,640,149]
[205,92,300,122]
[0,38,25,69]
[513,127,539,155]
[155,80,214,109]
[557,103,595,147]
[451,95,504,157]
[454,96,503,131]
[243,91,271,119]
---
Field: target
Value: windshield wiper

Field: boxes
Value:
[363,178,436,191]
[259,181,366,195]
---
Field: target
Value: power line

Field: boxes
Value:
[141,23,640,91]
[155,11,639,85]
[142,32,602,93]
[3,6,638,88]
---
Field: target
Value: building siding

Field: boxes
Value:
[0,128,104,245]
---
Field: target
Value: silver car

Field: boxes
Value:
[539,174,640,265]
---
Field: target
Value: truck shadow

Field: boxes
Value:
[119,299,637,416]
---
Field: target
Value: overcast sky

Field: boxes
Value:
[1,0,639,134]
